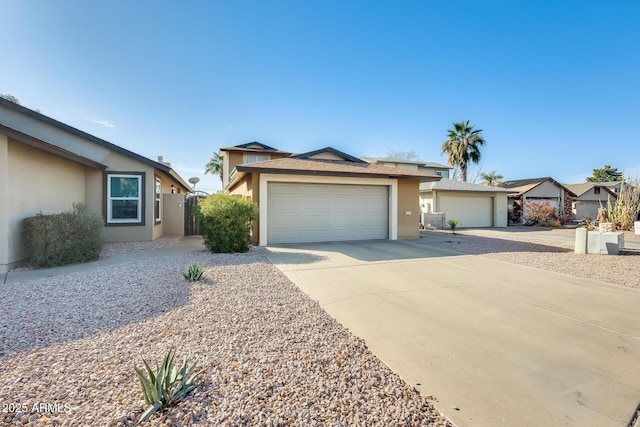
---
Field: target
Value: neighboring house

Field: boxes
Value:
[563,183,617,221]
[362,157,452,178]
[419,179,512,228]
[0,98,191,273]
[223,145,441,245]
[498,177,576,224]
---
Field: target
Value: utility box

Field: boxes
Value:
[600,232,625,255]
[587,231,601,254]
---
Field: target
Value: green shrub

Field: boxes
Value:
[196,194,259,253]
[447,219,459,234]
[134,348,199,425]
[183,264,204,281]
[23,203,104,267]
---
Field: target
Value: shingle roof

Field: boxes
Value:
[498,177,577,197]
[0,97,192,191]
[420,178,513,193]
[220,141,292,154]
[563,183,618,198]
[362,156,451,169]
[234,157,441,181]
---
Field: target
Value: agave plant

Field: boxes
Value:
[134,348,199,425]
[183,264,204,282]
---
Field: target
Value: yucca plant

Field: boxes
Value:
[447,219,459,234]
[134,348,199,425]
[182,264,204,282]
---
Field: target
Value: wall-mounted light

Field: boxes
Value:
[170,184,176,194]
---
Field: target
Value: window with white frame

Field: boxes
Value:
[107,173,143,224]
[155,177,162,223]
[245,155,269,163]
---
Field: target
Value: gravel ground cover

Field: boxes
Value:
[418,229,640,289]
[0,248,452,426]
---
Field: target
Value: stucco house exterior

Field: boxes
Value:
[563,183,617,221]
[499,177,576,224]
[419,179,511,228]
[0,98,191,273]
[221,144,441,245]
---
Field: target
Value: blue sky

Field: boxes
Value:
[2,1,639,193]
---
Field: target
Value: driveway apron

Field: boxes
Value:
[261,240,640,427]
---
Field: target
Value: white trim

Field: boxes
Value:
[107,174,142,223]
[259,173,398,246]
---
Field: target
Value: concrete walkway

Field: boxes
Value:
[262,240,640,427]
[2,236,206,284]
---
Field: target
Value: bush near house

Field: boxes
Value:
[24,203,104,267]
[524,200,559,226]
[197,194,259,253]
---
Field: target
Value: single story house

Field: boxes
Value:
[419,178,512,228]
[563,183,617,221]
[0,98,191,273]
[498,177,576,224]
[222,144,441,245]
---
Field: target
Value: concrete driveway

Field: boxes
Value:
[261,240,640,427]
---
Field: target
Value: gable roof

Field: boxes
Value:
[498,177,577,197]
[231,146,442,183]
[220,141,292,155]
[420,178,513,193]
[563,183,618,198]
[291,147,366,163]
[0,97,191,191]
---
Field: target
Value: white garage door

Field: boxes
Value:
[440,195,493,227]
[267,183,389,244]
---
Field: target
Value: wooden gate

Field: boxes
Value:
[184,192,207,236]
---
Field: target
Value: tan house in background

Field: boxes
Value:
[564,183,617,221]
[221,144,440,245]
[0,98,191,273]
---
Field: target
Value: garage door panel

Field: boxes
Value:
[440,196,493,228]
[268,183,389,244]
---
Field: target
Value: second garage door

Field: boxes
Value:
[267,183,389,244]
[439,195,493,227]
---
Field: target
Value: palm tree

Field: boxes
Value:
[205,153,224,182]
[480,171,503,186]
[441,120,485,182]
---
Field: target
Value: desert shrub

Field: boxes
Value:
[183,264,204,282]
[197,194,259,253]
[23,203,104,267]
[607,177,640,230]
[524,200,557,225]
[447,219,459,234]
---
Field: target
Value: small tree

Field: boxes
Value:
[197,194,258,253]
[524,200,557,225]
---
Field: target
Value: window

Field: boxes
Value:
[155,177,162,223]
[436,170,449,178]
[107,173,143,224]
[245,155,269,163]
[594,187,601,194]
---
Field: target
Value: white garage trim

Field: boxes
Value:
[259,173,397,246]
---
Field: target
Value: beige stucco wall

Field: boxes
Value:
[0,134,9,273]
[5,138,88,269]
[228,173,260,244]
[525,180,562,198]
[162,193,186,236]
[222,150,288,190]
[397,180,420,239]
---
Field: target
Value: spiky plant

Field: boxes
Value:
[182,264,204,282]
[134,348,199,425]
[447,219,460,234]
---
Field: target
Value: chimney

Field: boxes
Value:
[157,156,171,167]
